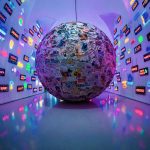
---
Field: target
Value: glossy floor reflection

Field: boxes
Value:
[0,92,150,150]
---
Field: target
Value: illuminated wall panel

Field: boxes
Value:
[0,0,45,104]
[107,0,150,104]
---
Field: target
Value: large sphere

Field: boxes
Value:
[36,22,116,101]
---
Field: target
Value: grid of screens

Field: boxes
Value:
[107,0,150,104]
[0,0,44,104]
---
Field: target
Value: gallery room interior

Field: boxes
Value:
[0,0,150,149]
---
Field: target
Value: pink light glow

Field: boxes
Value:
[19,106,24,112]
[21,114,26,121]
[101,99,106,105]
[129,124,135,132]
[0,50,8,57]
[17,48,21,55]
[134,108,144,117]
[2,115,9,121]
[116,108,120,112]
[136,125,144,134]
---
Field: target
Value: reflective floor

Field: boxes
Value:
[0,92,150,150]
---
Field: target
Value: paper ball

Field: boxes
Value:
[36,22,116,101]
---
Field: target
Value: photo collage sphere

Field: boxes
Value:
[36,22,116,101]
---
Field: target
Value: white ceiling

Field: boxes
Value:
[29,0,129,41]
